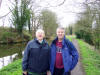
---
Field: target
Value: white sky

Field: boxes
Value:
[0,0,85,28]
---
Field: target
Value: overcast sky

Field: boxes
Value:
[0,0,85,27]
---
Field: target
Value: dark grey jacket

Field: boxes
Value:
[22,39,50,73]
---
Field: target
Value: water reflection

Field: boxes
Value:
[0,43,26,69]
[0,53,17,69]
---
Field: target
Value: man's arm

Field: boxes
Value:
[22,42,30,74]
[67,40,79,70]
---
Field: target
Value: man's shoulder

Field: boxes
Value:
[27,39,35,45]
[64,38,72,44]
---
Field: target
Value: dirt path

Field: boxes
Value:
[71,39,86,75]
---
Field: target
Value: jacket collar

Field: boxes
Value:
[34,38,47,45]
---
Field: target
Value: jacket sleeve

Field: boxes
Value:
[47,45,51,71]
[22,42,30,71]
[67,40,79,70]
[49,47,51,70]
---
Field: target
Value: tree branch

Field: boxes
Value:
[0,0,2,8]
[58,0,66,6]
[0,11,11,19]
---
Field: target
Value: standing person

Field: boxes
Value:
[22,29,50,75]
[50,27,79,75]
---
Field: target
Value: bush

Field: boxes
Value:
[0,32,14,42]
[23,31,32,41]
[75,30,84,39]
[75,30,93,45]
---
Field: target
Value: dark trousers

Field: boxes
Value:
[53,67,71,75]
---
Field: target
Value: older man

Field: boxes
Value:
[22,29,50,75]
[50,27,79,75]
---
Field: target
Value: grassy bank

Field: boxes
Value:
[78,39,100,75]
[0,27,32,43]
[0,59,22,75]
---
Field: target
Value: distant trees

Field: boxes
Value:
[39,9,58,38]
[68,25,73,35]
[74,0,100,49]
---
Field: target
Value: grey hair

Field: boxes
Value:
[56,26,65,33]
[36,29,45,35]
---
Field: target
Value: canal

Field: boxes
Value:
[0,43,26,69]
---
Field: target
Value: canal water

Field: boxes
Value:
[0,43,26,69]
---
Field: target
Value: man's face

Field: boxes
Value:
[36,31,44,41]
[56,29,65,39]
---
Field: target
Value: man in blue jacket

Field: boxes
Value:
[50,27,79,75]
[22,29,50,75]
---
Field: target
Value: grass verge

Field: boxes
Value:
[77,39,100,75]
[0,59,22,75]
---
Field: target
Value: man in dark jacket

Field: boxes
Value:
[22,29,50,75]
[50,27,79,75]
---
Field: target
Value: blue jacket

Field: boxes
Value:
[50,36,79,75]
[22,39,50,73]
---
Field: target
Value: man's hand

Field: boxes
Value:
[47,71,51,75]
[23,71,27,75]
